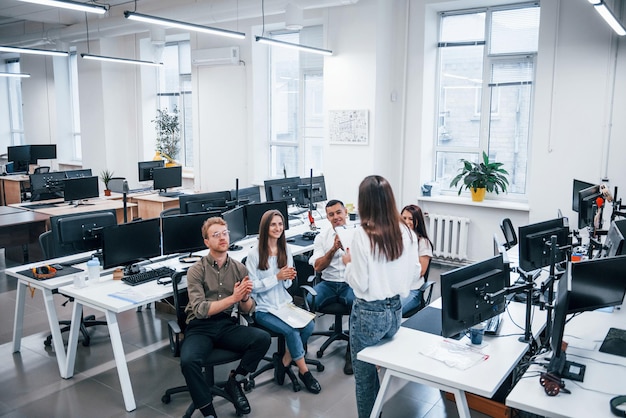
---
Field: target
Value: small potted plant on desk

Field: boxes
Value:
[100,169,114,196]
[449,151,509,202]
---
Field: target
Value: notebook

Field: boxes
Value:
[599,327,626,358]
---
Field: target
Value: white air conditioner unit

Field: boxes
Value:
[191,46,239,66]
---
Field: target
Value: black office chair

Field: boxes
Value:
[402,258,436,318]
[501,218,518,250]
[161,271,248,418]
[20,166,51,201]
[160,207,181,217]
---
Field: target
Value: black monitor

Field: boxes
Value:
[179,191,232,214]
[440,254,508,339]
[518,217,569,272]
[161,212,211,256]
[152,166,182,196]
[65,169,93,178]
[568,255,626,313]
[29,144,57,162]
[223,205,247,250]
[245,201,290,236]
[604,219,626,258]
[264,177,301,205]
[572,179,594,212]
[29,171,66,201]
[7,145,30,172]
[63,176,99,204]
[137,160,165,182]
[230,186,261,206]
[102,218,161,271]
[298,175,327,206]
[49,209,117,256]
[577,184,602,229]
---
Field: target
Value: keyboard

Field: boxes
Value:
[128,187,152,194]
[484,314,502,335]
[122,266,175,286]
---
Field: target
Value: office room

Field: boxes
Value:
[1,0,626,417]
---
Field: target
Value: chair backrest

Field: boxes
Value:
[500,218,518,250]
[34,166,50,174]
[160,207,181,217]
[38,231,55,259]
[171,271,189,333]
[423,257,432,280]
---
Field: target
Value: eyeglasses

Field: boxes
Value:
[210,230,230,239]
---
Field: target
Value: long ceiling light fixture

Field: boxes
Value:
[18,0,107,15]
[124,11,246,40]
[81,53,163,67]
[0,72,31,78]
[255,36,333,56]
[0,45,68,57]
[588,0,626,36]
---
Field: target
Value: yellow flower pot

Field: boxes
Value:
[471,187,486,202]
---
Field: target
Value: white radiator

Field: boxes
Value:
[426,214,471,262]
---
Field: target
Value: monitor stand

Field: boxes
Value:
[179,253,202,263]
[70,200,95,207]
[159,189,182,198]
[229,243,242,251]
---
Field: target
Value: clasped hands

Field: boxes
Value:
[234,276,253,302]
[277,266,297,281]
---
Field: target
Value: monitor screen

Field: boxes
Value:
[245,201,290,235]
[568,255,626,313]
[50,209,117,256]
[29,144,57,162]
[162,212,211,255]
[604,219,626,258]
[223,205,247,245]
[298,175,328,206]
[179,191,232,214]
[572,179,594,212]
[152,166,182,193]
[7,145,30,172]
[63,176,99,202]
[440,254,508,339]
[102,218,161,269]
[29,171,66,201]
[264,177,301,205]
[518,217,569,272]
[578,184,602,229]
[230,186,261,206]
[65,169,93,178]
[137,160,165,182]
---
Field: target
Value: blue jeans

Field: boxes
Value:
[350,296,402,418]
[400,288,424,316]
[307,280,355,310]
[255,310,314,362]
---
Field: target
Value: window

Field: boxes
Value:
[269,26,325,178]
[6,59,24,145]
[434,3,540,196]
[69,51,82,160]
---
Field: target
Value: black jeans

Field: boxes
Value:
[180,315,271,409]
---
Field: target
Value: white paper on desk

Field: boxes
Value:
[335,225,358,249]
[108,287,164,304]
[421,339,489,370]
[268,303,316,329]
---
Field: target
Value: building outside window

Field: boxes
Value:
[434,3,540,196]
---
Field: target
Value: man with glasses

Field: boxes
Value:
[181,217,271,418]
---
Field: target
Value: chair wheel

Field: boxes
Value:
[244,379,254,391]
[292,382,301,392]
[161,394,171,404]
[81,338,90,347]
[316,350,323,358]
[317,364,325,372]
[44,337,52,347]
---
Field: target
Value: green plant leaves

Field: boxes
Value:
[449,151,509,195]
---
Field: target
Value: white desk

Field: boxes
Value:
[357,300,546,418]
[506,305,626,418]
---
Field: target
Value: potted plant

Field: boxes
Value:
[100,169,114,196]
[152,106,180,166]
[449,151,509,202]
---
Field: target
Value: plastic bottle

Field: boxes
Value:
[87,257,100,283]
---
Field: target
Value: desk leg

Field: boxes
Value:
[12,281,26,353]
[105,310,137,412]
[41,288,69,378]
[369,369,393,418]
[64,301,83,379]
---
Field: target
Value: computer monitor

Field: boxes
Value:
[264,177,301,205]
[152,166,182,196]
[7,145,30,172]
[577,184,602,229]
[222,205,246,250]
[137,160,165,182]
[29,144,57,162]
[245,201,289,236]
[230,186,261,206]
[179,191,232,214]
[568,255,626,313]
[518,217,569,272]
[440,254,508,339]
[161,212,210,256]
[49,209,117,256]
[604,219,626,258]
[63,176,99,204]
[298,175,327,207]
[29,171,66,201]
[572,179,594,212]
[102,218,161,271]
[65,169,93,178]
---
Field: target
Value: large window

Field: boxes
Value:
[434,3,539,196]
[269,26,325,178]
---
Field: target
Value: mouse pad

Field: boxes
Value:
[402,306,443,336]
[287,234,316,247]
[599,327,626,358]
[18,266,83,280]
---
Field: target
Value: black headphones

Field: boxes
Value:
[611,396,626,417]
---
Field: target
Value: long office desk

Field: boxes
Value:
[11,197,137,224]
[506,304,626,418]
[129,192,180,219]
[0,206,48,263]
[358,299,546,418]
[0,174,29,205]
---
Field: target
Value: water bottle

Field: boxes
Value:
[87,257,100,283]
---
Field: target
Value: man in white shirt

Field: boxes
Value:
[308,199,355,375]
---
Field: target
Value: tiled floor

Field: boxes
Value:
[0,250,492,417]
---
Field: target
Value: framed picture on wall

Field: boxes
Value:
[329,109,369,145]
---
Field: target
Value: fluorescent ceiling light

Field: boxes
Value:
[255,36,332,56]
[18,0,107,14]
[0,45,68,57]
[587,0,601,4]
[0,72,30,78]
[81,53,163,67]
[124,11,246,40]
[594,2,626,36]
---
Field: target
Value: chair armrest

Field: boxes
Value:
[418,280,435,292]
[168,319,182,357]
[300,285,317,311]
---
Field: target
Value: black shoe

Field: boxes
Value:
[344,346,353,375]
[298,371,321,394]
[225,373,251,414]
[273,353,287,385]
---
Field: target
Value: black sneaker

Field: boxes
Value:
[344,346,353,375]
[298,371,321,394]
[225,374,251,414]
